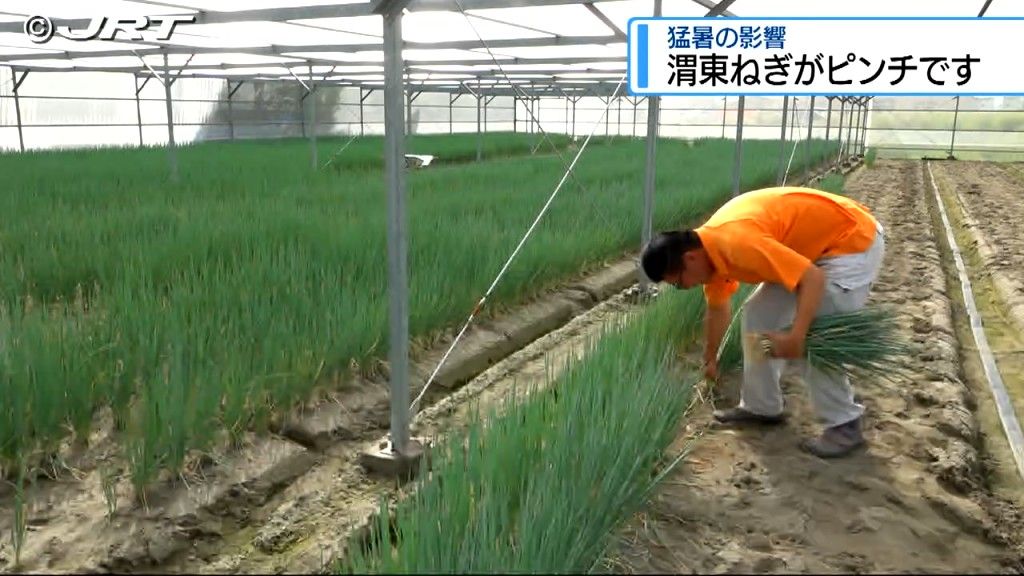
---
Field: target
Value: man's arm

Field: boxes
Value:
[767,263,825,358]
[703,299,731,378]
[790,263,826,339]
[730,234,825,359]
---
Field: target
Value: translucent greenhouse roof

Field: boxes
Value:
[0,0,1013,95]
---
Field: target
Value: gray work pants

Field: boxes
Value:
[738,223,886,428]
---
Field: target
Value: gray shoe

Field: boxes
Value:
[712,406,786,426]
[802,418,866,458]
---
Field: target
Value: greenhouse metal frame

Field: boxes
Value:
[0,0,991,468]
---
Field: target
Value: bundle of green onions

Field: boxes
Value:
[722,305,913,381]
[794,307,913,380]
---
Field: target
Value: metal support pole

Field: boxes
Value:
[532,97,540,152]
[721,97,727,138]
[805,95,815,173]
[617,96,622,136]
[640,0,661,292]
[789,97,798,142]
[732,95,745,197]
[845,99,855,160]
[513,95,517,132]
[11,68,28,153]
[299,83,307,138]
[860,98,870,155]
[226,80,235,140]
[776,96,789,185]
[854,99,860,155]
[409,91,420,136]
[162,54,179,183]
[448,93,454,134]
[604,97,610,137]
[626,97,634,136]
[532,97,537,134]
[483,93,489,133]
[852,100,862,159]
[571,97,577,138]
[825,97,834,142]
[358,88,365,137]
[307,64,317,170]
[360,88,372,137]
[839,97,847,161]
[476,80,482,161]
[526,96,531,134]
[949,95,960,158]
[224,79,243,141]
[641,90,660,291]
[404,68,412,131]
[565,95,573,134]
[382,7,412,458]
[135,75,145,146]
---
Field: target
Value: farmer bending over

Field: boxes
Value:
[640,186,885,458]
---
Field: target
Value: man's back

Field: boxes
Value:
[700,187,877,261]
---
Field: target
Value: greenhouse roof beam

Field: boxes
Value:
[0,0,626,34]
[287,65,312,92]
[1,35,621,62]
[12,68,29,92]
[135,74,152,94]
[133,52,171,87]
[704,0,738,17]
[371,0,415,15]
[335,82,614,95]
[690,0,737,17]
[584,3,626,41]
[409,0,622,11]
[4,56,628,75]
[168,53,195,86]
[464,12,562,38]
[239,69,624,80]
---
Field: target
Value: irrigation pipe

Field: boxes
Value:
[926,161,1024,482]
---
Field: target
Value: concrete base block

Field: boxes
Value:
[358,437,429,479]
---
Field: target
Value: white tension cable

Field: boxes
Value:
[408,76,625,414]
[409,2,628,415]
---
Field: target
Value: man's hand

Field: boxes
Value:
[703,301,731,376]
[760,263,824,360]
[703,359,720,382]
[764,330,806,359]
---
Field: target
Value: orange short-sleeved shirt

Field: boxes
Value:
[696,187,878,307]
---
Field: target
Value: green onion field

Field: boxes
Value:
[0,133,839,492]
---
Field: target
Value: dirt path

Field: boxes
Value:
[610,159,1024,574]
[932,161,1024,282]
